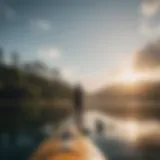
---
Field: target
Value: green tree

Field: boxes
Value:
[32,60,47,73]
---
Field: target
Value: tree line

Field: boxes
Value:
[0,48,73,137]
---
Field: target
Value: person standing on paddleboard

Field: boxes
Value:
[73,84,84,132]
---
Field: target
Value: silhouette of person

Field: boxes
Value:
[73,84,84,132]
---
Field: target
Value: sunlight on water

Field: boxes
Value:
[123,121,139,142]
[58,110,160,147]
[78,111,160,143]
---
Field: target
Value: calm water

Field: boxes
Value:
[0,110,159,160]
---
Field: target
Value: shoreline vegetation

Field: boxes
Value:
[0,49,73,137]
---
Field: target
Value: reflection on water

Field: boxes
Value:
[0,110,160,160]
[82,111,160,143]
[70,110,160,160]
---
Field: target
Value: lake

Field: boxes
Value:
[0,110,159,160]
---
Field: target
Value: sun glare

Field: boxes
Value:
[119,69,140,84]
[125,121,139,142]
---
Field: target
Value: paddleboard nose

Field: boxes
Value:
[60,131,74,151]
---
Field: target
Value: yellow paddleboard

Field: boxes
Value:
[29,124,107,160]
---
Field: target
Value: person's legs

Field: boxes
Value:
[74,106,83,132]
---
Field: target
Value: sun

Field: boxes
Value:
[119,69,140,84]
[121,70,137,83]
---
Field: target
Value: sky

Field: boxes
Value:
[0,0,160,92]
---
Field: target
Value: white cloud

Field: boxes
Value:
[141,0,160,17]
[38,48,61,61]
[138,21,160,39]
[30,20,51,31]
[139,21,152,36]
[139,0,160,39]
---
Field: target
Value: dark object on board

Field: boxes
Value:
[95,119,105,134]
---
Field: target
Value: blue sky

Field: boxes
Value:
[0,0,160,91]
